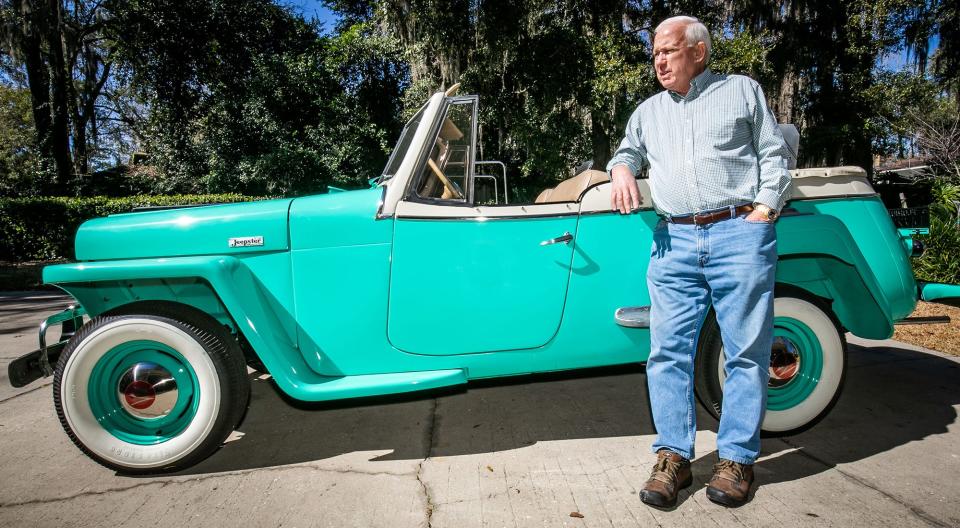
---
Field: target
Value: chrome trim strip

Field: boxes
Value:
[578,208,653,217]
[396,212,581,221]
[789,192,881,201]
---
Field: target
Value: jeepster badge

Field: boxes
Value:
[228,236,264,248]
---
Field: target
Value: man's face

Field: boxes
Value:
[653,23,706,95]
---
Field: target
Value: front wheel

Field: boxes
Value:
[694,292,847,435]
[53,304,249,473]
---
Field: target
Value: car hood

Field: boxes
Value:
[75,198,294,261]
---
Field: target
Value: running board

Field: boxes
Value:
[918,282,960,308]
[895,316,952,325]
[615,306,650,328]
[288,369,468,402]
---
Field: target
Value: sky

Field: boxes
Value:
[284,0,341,33]
[882,35,940,72]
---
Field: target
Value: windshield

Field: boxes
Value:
[380,103,429,181]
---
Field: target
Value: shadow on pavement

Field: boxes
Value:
[756,341,959,486]
[177,363,657,476]
[173,341,959,482]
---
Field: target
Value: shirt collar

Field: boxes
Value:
[670,68,714,101]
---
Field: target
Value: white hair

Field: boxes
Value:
[655,16,712,63]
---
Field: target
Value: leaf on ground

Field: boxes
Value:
[570,512,584,518]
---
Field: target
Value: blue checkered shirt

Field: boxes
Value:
[607,69,792,215]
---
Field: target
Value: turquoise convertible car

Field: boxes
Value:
[9,86,960,473]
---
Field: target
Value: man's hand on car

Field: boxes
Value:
[610,165,642,214]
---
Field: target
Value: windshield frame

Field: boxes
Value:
[379,103,430,182]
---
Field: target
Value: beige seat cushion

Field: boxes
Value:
[535,188,554,203]
[535,169,611,203]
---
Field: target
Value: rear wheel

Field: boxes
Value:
[694,292,847,435]
[53,303,248,473]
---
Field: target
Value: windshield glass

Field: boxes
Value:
[380,103,429,181]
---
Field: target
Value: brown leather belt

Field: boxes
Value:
[667,204,754,225]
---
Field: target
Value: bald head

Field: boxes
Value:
[652,16,710,95]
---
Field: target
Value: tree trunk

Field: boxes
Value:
[773,69,796,124]
[13,1,57,177]
[591,106,610,171]
[43,0,72,188]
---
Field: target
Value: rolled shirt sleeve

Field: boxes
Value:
[606,106,649,177]
[749,81,793,212]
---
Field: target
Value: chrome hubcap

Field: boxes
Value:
[768,336,801,388]
[117,362,178,419]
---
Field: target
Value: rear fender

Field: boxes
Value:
[776,214,895,339]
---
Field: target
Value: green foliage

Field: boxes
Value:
[913,215,960,284]
[710,30,773,79]
[864,71,940,158]
[2,0,958,204]
[0,195,265,262]
[0,85,42,196]
[108,1,405,196]
[367,0,656,200]
[913,179,960,284]
[928,180,960,219]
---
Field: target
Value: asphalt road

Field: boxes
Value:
[1,292,958,527]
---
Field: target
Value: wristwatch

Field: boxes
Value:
[753,203,779,222]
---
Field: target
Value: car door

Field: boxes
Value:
[387,97,579,355]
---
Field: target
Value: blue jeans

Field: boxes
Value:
[646,214,777,464]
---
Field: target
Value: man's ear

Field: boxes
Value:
[694,42,707,64]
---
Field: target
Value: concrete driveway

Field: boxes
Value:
[1,292,958,527]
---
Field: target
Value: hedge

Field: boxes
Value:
[0,195,267,262]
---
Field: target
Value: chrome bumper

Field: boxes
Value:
[7,305,86,388]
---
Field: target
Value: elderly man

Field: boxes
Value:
[606,16,792,508]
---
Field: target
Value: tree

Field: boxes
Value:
[899,0,960,99]
[1,0,113,191]
[0,84,39,194]
[108,0,406,195]
[909,99,960,183]
[330,0,654,199]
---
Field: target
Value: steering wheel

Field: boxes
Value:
[427,158,464,199]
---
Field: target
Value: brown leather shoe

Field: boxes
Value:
[706,459,755,507]
[639,449,692,508]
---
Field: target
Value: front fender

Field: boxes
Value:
[43,256,328,396]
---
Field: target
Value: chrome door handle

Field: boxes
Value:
[540,232,573,246]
